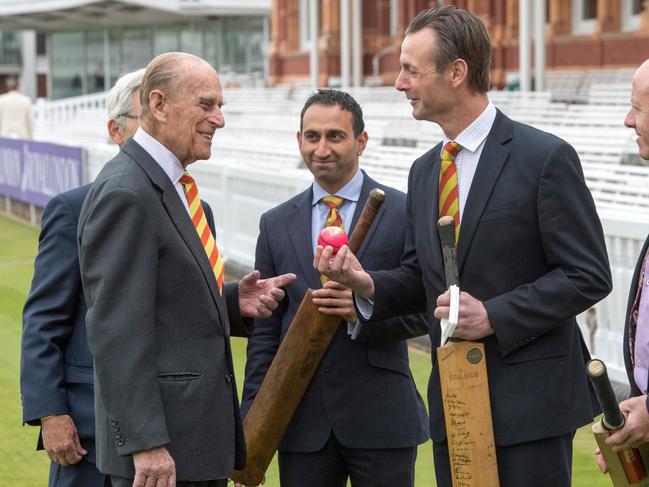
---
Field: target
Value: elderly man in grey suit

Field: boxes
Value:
[78,52,295,487]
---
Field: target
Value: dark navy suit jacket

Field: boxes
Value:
[20,183,216,464]
[368,110,612,449]
[241,172,429,452]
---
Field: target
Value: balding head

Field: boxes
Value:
[140,52,214,120]
[138,52,224,167]
[626,59,649,160]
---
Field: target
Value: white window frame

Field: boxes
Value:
[621,0,642,32]
[571,0,597,36]
[299,0,311,51]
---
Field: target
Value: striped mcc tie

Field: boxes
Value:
[439,141,462,243]
[320,195,345,285]
[180,171,224,295]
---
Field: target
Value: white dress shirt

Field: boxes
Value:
[442,101,497,220]
[133,127,190,215]
[312,169,364,336]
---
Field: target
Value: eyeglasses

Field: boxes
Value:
[117,113,139,120]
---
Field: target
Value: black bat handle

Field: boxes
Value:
[437,216,459,288]
[587,359,625,431]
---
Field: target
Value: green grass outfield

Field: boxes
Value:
[1,213,610,486]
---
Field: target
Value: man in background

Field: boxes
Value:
[241,89,429,487]
[0,75,33,139]
[20,69,144,487]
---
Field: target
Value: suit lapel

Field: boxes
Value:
[351,172,386,260]
[457,110,512,275]
[288,188,322,290]
[426,145,445,273]
[123,140,225,327]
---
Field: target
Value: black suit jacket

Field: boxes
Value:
[20,184,217,466]
[78,138,247,480]
[623,235,649,406]
[369,110,612,446]
[241,172,429,452]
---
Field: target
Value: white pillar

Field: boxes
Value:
[103,29,111,92]
[340,0,351,88]
[533,0,546,92]
[352,0,362,86]
[518,0,531,91]
[310,0,319,89]
[20,31,37,99]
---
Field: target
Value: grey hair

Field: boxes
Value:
[107,68,145,128]
[6,76,18,91]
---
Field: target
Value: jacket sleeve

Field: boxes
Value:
[80,187,169,456]
[20,194,79,425]
[240,215,284,417]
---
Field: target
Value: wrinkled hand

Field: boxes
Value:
[594,447,608,474]
[434,291,494,340]
[41,414,86,466]
[605,395,649,452]
[312,280,358,323]
[238,270,297,319]
[132,446,175,487]
[313,245,374,299]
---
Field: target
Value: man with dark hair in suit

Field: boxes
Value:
[241,89,429,487]
[21,68,144,487]
[596,59,649,473]
[315,6,612,487]
[78,52,295,487]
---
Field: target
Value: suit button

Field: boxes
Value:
[115,432,123,440]
[323,364,331,373]
[112,424,120,432]
[225,374,231,384]
[116,439,125,447]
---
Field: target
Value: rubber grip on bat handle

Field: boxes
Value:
[587,359,625,431]
[347,188,385,254]
[437,216,459,288]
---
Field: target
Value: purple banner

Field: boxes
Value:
[0,137,84,207]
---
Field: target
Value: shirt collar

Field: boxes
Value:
[312,169,363,206]
[441,101,497,154]
[133,127,185,185]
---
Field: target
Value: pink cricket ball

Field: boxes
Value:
[318,226,349,255]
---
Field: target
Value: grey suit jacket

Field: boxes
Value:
[78,138,250,481]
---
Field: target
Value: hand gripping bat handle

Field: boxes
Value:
[587,359,625,431]
[347,188,385,254]
[437,216,459,288]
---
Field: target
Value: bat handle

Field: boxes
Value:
[347,188,385,254]
[587,359,625,431]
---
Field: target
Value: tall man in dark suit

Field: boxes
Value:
[21,68,144,487]
[315,7,612,487]
[240,89,429,487]
[596,59,649,470]
[77,52,295,487]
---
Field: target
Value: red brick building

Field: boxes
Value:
[268,0,649,88]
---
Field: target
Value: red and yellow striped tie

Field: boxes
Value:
[320,195,345,285]
[322,195,345,228]
[180,171,224,295]
[439,141,462,243]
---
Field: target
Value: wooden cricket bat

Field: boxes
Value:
[230,189,385,486]
[436,215,500,487]
[587,359,649,487]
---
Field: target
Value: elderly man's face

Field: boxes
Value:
[626,62,649,160]
[163,65,225,167]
